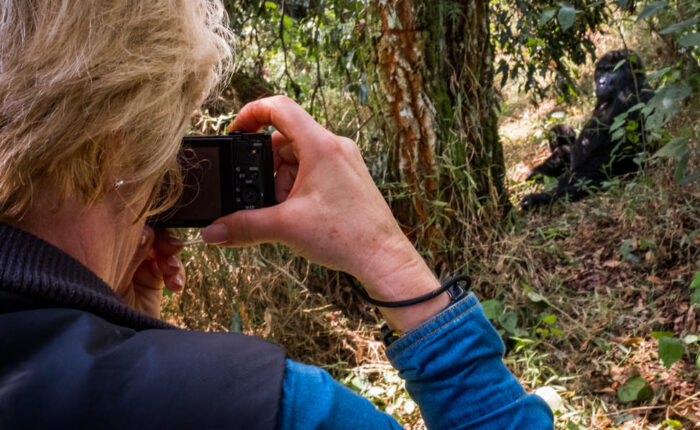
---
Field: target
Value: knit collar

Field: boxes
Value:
[0,222,173,330]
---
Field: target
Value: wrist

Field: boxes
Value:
[353,236,450,332]
[355,235,437,301]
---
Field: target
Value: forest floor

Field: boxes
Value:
[496,98,699,430]
[161,28,699,430]
[496,27,699,429]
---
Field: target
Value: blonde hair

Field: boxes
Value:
[0,0,233,220]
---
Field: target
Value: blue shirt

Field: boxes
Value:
[278,292,554,429]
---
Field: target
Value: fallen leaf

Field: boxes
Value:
[623,337,644,347]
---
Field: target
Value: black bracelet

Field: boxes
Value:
[343,273,471,308]
[379,275,471,346]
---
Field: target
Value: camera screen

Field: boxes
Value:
[174,146,222,223]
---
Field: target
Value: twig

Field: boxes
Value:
[278,0,301,97]
[256,251,311,295]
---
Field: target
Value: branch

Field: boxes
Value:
[279,0,301,97]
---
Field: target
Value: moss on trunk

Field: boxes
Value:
[370,0,506,264]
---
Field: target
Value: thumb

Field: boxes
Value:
[201,206,284,247]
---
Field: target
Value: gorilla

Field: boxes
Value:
[521,49,652,210]
[524,124,576,182]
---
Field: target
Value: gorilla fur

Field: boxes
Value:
[524,124,576,182]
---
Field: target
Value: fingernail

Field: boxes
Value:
[166,255,179,269]
[173,274,185,289]
[202,224,229,244]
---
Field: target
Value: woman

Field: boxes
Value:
[0,1,552,428]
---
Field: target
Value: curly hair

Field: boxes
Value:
[0,0,233,220]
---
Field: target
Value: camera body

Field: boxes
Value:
[151,132,276,228]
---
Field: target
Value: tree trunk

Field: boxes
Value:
[371,0,506,265]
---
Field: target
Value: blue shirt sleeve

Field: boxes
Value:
[277,293,553,429]
[277,359,402,429]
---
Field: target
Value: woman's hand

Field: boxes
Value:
[117,227,186,319]
[202,96,447,332]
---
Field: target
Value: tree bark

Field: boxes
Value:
[371,0,505,264]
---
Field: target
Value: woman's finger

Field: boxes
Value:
[153,228,184,257]
[156,253,183,278]
[231,96,332,160]
[271,130,297,168]
[275,163,298,202]
[132,259,163,290]
[164,266,186,292]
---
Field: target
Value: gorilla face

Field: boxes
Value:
[594,50,645,102]
[594,62,626,101]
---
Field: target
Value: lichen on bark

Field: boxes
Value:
[370,0,507,262]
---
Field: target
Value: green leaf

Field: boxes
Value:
[619,239,636,259]
[658,336,684,368]
[653,138,689,160]
[659,18,699,35]
[682,334,699,344]
[679,173,700,185]
[674,153,690,183]
[558,3,578,30]
[498,311,518,334]
[652,331,674,339]
[691,271,700,288]
[542,314,557,325]
[691,288,700,307]
[481,300,504,320]
[617,376,653,402]
[645,66,672,82]
[162,287,173,298]
[539,8,557,27]
[527,291,546,303]
[646,85,692,129]
[613,58,627,72]
[679,33,700,47]
[635,1,668,23]
[661,419,683,429]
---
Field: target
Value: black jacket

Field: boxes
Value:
[0,223,285,429]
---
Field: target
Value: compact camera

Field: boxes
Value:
[151,132,276,228]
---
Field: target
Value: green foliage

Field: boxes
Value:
[636,1,669,22]
[653,137,700,183]
[658,336,684,368]
[660,419,683,429]
[223,0,371,123]
[617,375,653,402]
[690,270,700,307]
[653,331,687,369]
[481,299,505,320]
[632,0,700,182]
[557,2,579,31]
[493,0,609,100]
